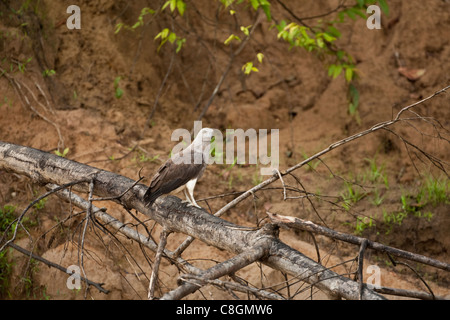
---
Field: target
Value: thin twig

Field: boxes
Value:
[161,245,269,300]
[274,169,287,200]
[212,85,450,219]
[179,274,286,300]
[373,286,446,300]
[196,12,264,121]
[0,179,89,252]
[386,253,436,300]
[79,177,96,298]
[144,47,176,129]
[148,228,170,299]
[44,183,201,275]
[7,242,109,294]
[266,211,450,272]
[357,239,369,300]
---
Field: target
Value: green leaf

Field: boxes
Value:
[176,0,186,16]
[114,76,121,87]
[168,32,177,44]
[345,9,357,20]
[348,83,359,115]
[176,38,186,53]
[169,0,176,12]
[249,0,259,10]
[162,1,170,11]
[155,28,169,40]
[316,37,324,48]
[240,25,250,36]
[345,67,353,83]
[55,147,69,157]
[142,7,155,15]
[326,26,341,38]
[276,20,287,33]
[259,0,271,21]
[328,64,335,77]
[350,7,367,19]
[224,34,241,45]
[220,0,235,8]
[332,64,343,78]
[322,32,336,42]
[131,20,141,29]
[115,23,123,34]
[257,52,264,63]
[242,62,257,75]
[378,0,389,16]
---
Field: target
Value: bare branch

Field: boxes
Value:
[161,245,269,300]
[148,228,170,299]
[266,211,450,272]
[179,274,286,300]
[7,242,109,294]
[373,286,447,300]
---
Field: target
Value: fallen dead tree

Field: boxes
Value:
[0,141,385,300]
[1,139,449,300]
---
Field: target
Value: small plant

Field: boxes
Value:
[33,196,47,211]
[364,157,388,187]
[354,215,375,235]
[131,150,160,164]
[370,188,385,206]
[252,169,263,186]
[0,249,12,298]
[1,205,17,236]
[113,76,124,99]
[382,209,408,235]
[0,205,16,297]
[115,7,155,34]
[54,147,69,158]
[154,28,185,53]
[162,0,186,16]
[420,175,449,206]
[42,69,56,77]
[17,57,32,73]
[381,175,446,235]
[300,149,321,171]
[340,181,366,210]
[1,96,13,108]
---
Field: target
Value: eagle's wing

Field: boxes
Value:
[144,154,205,205]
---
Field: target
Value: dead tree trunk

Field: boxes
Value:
[0,141,387,300]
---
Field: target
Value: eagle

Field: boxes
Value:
[144,128,215,208]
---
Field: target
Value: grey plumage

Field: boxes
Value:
[144,128,214,207]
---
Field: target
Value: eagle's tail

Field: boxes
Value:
[143,188,162,206]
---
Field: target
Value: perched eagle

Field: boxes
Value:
[144,128,215,208]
